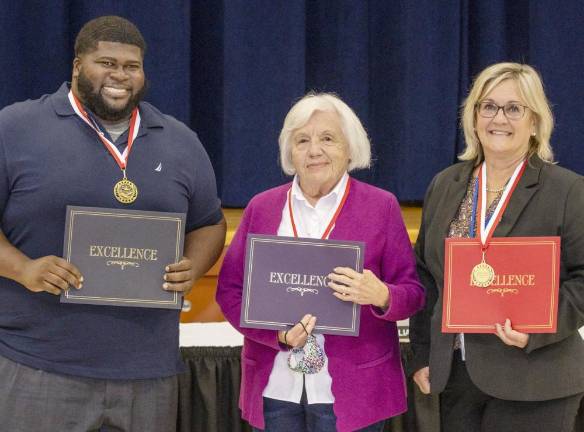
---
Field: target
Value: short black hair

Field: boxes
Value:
[74,16,146,57]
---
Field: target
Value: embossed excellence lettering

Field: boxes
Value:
[470,273,535,287]
[269,271,328,287]
[470,272,536,297]
[89,245,158,261]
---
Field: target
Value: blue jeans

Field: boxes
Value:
[254,397,386,432]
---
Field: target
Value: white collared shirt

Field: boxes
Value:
[262,172,349,404]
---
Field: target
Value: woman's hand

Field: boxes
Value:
[328,267,390,309]
[494,318,529,348]
[413,367,431,394]
[278,314,317,348]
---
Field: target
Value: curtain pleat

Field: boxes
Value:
[1,1,583,203]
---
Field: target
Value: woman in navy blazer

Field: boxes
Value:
[217,93,424,431]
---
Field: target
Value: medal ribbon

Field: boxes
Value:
[288,177,351,239]
[477,159,527,250]
[67,90,140,170]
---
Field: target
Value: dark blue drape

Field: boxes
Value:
[1,1,583,206]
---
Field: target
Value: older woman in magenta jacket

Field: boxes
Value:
[217,93,424,432]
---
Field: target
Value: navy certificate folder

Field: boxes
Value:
[61,206,186,309]
[241,234,364,336]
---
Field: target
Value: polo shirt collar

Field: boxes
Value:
[51,82,76,116]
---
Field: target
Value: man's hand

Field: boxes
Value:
[413,366,431,394]
[17,256,83,295]
[163,257,195,294]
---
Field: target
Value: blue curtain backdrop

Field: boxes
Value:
[1,1,583,207]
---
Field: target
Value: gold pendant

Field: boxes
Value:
[113,178,138,204]
[471,262,495,287]
[471,251,495,287]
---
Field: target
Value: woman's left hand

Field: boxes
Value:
[328,267,389,309]
[494,318,529,348]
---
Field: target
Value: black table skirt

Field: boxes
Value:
[177,344,583,432]
[178,346,250,432]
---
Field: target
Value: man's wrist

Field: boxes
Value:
[10,256,30,287]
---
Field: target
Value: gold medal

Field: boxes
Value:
[468,161,526,289]
[67,92,142,206]
[114,176,138,204]
[471,252,495,287]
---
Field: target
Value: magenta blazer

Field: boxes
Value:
[216,178,424,431]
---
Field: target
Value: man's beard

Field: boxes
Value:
[76,71,147,122]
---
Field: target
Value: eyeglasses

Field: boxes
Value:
[476,101,529,120]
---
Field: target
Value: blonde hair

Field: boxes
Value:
[459,62,554,164]
[278,93,371,175]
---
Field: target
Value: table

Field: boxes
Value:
[177,323,440,432]
[178,323,584,432]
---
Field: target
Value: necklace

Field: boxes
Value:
[485,172,513,194]
[485,185,506,193]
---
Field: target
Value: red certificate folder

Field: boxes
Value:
[442,237,560,333]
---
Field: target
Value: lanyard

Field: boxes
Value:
[469,177,497,238]
[288,178,351,239]
[476,159,527,249]
[68,90,140,171]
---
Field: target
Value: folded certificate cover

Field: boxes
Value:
[61,206,185,309]
[442,237,560,333]
[241,234,364,336]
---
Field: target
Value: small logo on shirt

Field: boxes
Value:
[154,162,162,172]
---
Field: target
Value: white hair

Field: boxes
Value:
[278,93,371,175]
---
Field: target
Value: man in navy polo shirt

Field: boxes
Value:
[0,16,226,431]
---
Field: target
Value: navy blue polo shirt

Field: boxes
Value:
[0,83,222,379]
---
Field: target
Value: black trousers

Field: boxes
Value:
[440,350,583,432]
